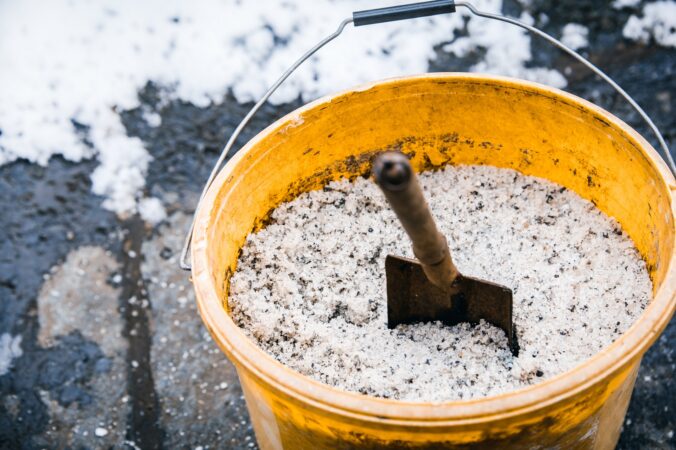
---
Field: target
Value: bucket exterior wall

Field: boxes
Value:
[191,74,676,449]
[235,360,641,449]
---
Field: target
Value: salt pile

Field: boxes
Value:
[229,165,651,402]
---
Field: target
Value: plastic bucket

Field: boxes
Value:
[190,74,675,449]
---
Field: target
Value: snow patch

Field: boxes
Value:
[143,111,162,128]
[561,23,589,50]
[0,0,566,216]
[443,11,567,88]
[613,0,641,8]
[623,1,676,48]
[0,334,23,376]
[139,197,168,225]
[90,128,150,215]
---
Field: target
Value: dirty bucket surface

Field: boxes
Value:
[228,165,651,402]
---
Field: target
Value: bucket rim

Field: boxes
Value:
[191,72,676,424]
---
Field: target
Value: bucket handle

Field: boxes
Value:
[179,0,674,271]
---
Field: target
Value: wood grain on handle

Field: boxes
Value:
[372,152,459,290]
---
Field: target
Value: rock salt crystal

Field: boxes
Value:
[229,165,651,401]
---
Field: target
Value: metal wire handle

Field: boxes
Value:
[180,0,674,271]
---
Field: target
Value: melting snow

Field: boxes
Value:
[623,1,676,48]
[0,0,566,216]
[139,197,168,225]
[443,11,566,87]
[613,0,642,8]
[0,334,23,376]
[561,23,589,50]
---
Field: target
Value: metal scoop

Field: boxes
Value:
[373,152,519,355]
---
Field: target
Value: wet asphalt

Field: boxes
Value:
[0,1,674,448]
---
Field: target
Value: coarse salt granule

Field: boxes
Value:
[229,165,651,402]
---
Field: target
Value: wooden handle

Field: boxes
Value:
[373,152,459,289]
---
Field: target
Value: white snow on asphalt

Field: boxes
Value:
[138,197,168,225]
[0,0,567,216]
[561,23,589,50]
[0,334,23,376]
[443,10,566,86]
[613,0,641,9]
[623,1,676,48]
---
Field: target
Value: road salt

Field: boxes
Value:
[229,165,651,402]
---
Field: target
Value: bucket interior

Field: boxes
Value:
[203,75,673,313]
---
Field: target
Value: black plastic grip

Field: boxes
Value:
[353,0,455,27]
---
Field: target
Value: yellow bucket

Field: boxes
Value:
[189,73,675,449]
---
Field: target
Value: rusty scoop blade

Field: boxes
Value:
[385,255,519,356]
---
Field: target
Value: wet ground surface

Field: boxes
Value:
[0,1,674,449]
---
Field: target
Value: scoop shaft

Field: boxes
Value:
[373,152,459,289]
